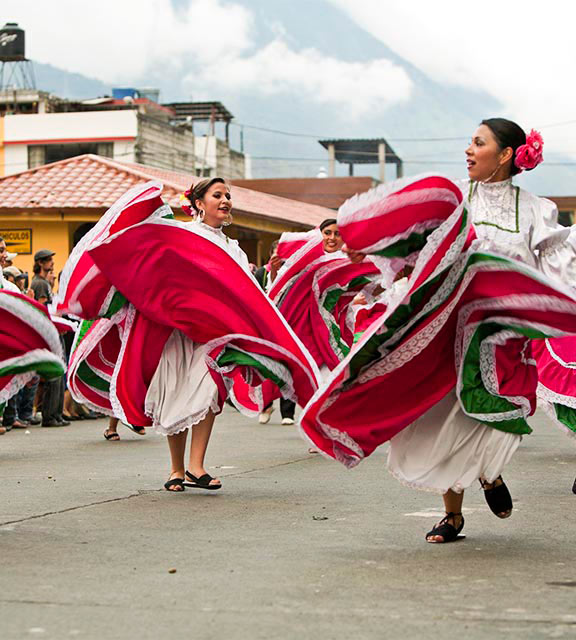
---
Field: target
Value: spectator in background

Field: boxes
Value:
[30,249,69,428]
[3,266,33,296]
[255,241,296,426]
[3,268,17,286]
[31,249,55,305]
[0,237,20,293]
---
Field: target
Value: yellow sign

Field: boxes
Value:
[0,229,32,254]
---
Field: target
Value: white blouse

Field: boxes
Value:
[465,178,576,285]
[195,221,252,273]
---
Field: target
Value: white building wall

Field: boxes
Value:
[194,136,218,174]
[1,110,140,176]
[113,140,136,163]
[4,144,29,175]
[3,110,139,143]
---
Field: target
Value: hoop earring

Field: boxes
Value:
[222,213,233,227]
[197,209,205,222]
[481,164,503,184]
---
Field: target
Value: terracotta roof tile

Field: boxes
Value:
[0,154,330,228]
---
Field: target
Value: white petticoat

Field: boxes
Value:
[145,330,220,436]
[387,391,521,494]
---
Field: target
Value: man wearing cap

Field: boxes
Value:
[30,248,69,427]
[31,248,55,305]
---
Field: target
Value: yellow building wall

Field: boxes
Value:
[0,209,310,281]
[0,117,4,178]
[1,220,71,282]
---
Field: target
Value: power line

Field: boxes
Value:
[230,121,467,143]
[230,118,576,144]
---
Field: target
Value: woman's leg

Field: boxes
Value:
[166,429,188,491]
[426,489,464,543]
[188,412,220,486]
[104,416,121,441]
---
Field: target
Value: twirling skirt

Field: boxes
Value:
[145,330,219,436]
[387,391,521,494]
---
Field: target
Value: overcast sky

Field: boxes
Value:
[4,0,575,156]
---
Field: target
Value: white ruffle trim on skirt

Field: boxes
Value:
[145,330,220,436]
[387,390,521,495]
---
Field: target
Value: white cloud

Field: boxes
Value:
[188,39,413,117]
[4,0,413,117]
[3,0,253,81]
[329,0,576,156]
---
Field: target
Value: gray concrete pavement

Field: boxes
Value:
[1,407,575,639]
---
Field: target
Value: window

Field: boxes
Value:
[28,142,114,169]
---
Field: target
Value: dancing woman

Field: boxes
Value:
[300,119,576,543]
[57,177,320,492]
[269,218,382,374]
[396,119,576,541]
[155,178,243,491]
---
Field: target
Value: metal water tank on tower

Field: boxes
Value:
[0,23,25,60]
[0,22,36,90]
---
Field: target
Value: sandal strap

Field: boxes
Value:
[164,477,184,489]
[186,471,216,486]
[426,512,464,543]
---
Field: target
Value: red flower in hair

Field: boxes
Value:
[514,129,544,172]
[179,191,194,216]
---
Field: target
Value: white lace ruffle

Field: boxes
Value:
[148,393,221,437]
[0,371,35,406]
[0,293,63,358]
[537,396,576,443]
[338,174,460,229]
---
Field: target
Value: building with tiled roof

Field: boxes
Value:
[0,154,333,276]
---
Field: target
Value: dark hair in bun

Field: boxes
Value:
[186,177,229,213]
[319,218,337,231]
[480,118,527,176]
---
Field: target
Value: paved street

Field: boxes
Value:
[1,407,575,639]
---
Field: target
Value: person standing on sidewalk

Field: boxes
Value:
[255,241,296,426]
[31,249,69,428]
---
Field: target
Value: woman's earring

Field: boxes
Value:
[222,213,233,227]
[197,209,205,222]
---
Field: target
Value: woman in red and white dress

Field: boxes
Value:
[58,178,320,493]
[300,119,576,543]
[390,119,576,541]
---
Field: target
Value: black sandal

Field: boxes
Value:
[572,477,576,495]
[103,430,120,441]
[183,471,222,490]
[164,477,185,492]
[125,424,146,436]
[425,512,464,543]
[479,476,513,518]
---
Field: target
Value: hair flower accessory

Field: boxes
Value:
[514,129,544,172]
[179,190,194,216]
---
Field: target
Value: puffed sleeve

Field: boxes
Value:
[229,238,253,275]
[531,197,576,287]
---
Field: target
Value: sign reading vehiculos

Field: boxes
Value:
[0,228,32,253]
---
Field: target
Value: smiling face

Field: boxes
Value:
[465,125,513,182]
[195,182,232,228]
[321,223,343,253]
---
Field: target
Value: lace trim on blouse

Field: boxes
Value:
[469,179,520,234]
